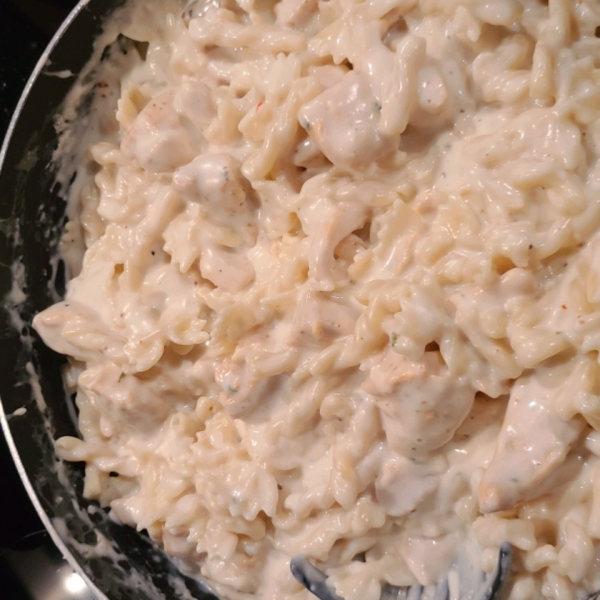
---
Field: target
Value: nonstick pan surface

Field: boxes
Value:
[0,2,217,598]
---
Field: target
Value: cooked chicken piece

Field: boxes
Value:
[479,368,587,513]
[173,153,248,221]
[364,349,474,455]
[298,72,398,171]
[121,89,198,173]
[172,154,255,292]
[172,77,215,134]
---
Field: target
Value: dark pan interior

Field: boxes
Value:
[0,1,217,598]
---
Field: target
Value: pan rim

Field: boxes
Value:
[0,2,110,598]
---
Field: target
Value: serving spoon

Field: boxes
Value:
[291,542,511,600]
[291,544,600,600]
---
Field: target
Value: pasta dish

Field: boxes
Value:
[32,0,600,598]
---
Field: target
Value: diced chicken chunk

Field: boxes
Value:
[172,154,256,292]
[479,369,586,513]
[298,72,398,171]
[121,89,198,173]
[363,349,474,455]
[173,76,214,134]
[173,153,248,221]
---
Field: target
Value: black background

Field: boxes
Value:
[0,0,79,591]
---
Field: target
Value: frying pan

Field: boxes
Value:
[0,1,217,598]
